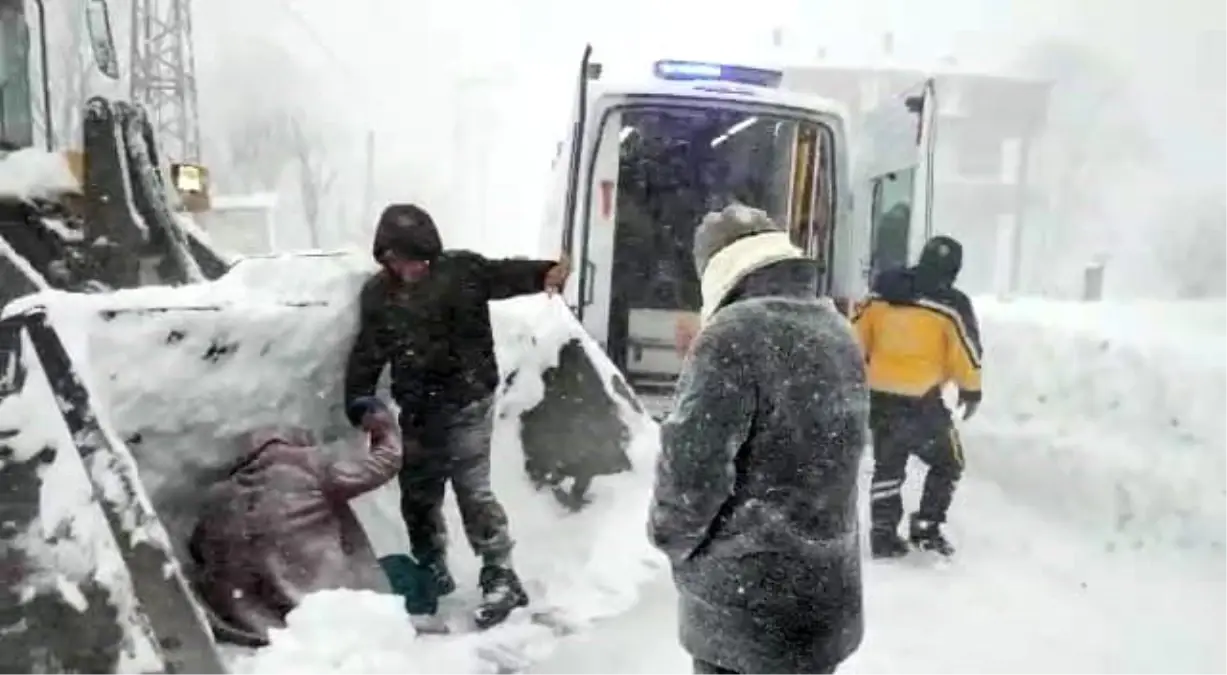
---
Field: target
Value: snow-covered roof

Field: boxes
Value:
[594,78,850,122]
[0,148,82,200]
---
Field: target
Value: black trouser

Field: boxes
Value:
[397,396,514,566]
[693,659,837,674]
[869,390,966,530]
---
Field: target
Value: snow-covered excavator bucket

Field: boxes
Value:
[0,250,653,671]
[0,308,225,673]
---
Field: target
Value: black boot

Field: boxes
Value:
[870,527,910,559]
[474,564,530,629]
[419,555,457,597]
[909,514,955,556]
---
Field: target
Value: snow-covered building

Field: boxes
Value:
[783,61,1051,293]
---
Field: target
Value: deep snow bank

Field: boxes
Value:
[970,297,1226,553]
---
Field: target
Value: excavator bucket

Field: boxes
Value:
[0,251,652,670]
[0,308,225,673]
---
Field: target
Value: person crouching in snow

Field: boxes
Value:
[344,202,570,629]
[648,205,870,675]
[188,397,402,647]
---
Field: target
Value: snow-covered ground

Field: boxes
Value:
[225,293,1227,672]
[532,297,1227,674]
[6,253,1224,673]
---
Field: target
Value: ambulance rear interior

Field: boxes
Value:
[578,80,848,392]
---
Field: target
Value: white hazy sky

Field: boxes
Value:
[193,0,1224,252]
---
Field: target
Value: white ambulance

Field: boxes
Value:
[540,48,935,395]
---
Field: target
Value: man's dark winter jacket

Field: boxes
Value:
[649,259,870,674]
[344,210,555,436]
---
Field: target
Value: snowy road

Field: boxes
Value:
[534,435,1226,674]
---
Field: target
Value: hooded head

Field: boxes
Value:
[691,204,805,323]
[915,235,963,287]
[373,203,443,281]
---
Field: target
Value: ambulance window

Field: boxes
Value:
[869,169,914,279]
[609,107,812,313]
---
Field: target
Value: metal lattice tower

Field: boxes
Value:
[129,0,201,161]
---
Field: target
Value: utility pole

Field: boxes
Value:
[129,0,201,162]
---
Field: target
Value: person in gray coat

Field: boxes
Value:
[648,204,870,675]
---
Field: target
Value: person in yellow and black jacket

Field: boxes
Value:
[853,235,982,559]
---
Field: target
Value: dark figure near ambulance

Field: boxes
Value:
[344,203,569,628]
[853,234,983,558]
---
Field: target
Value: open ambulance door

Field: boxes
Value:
[860,78,938,284]
[573,106,620,348]
[548,44,597,317]
[911,78,938,253]
[520,45,641,506]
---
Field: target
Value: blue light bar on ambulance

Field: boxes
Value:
[653,60,783,89]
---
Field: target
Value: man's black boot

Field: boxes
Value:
[474,563,530,629]
[870,527,910,559]
[909,514,955,557]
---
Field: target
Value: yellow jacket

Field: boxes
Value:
[852,268,982,401]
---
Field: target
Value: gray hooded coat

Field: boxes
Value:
[649,205,869,674]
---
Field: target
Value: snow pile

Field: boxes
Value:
[4,250,664,673]
[970,297,1226,553]
[227,591,491,674]
[0,148,81,200]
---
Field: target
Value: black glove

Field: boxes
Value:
[346,396,386,427]
[958,390,981,421]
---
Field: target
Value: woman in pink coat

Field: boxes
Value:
[188,398,403,646]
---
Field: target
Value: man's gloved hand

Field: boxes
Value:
[544,253,571,296]
[958,390,981,421]
[347,396,391,431]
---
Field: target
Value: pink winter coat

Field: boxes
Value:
[187,427,402,645]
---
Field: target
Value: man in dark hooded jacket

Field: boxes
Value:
[344,203,569,628]
[648,204,869,675]
[853,235,982,558]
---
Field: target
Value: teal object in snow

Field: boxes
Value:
[378,554,439,616]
